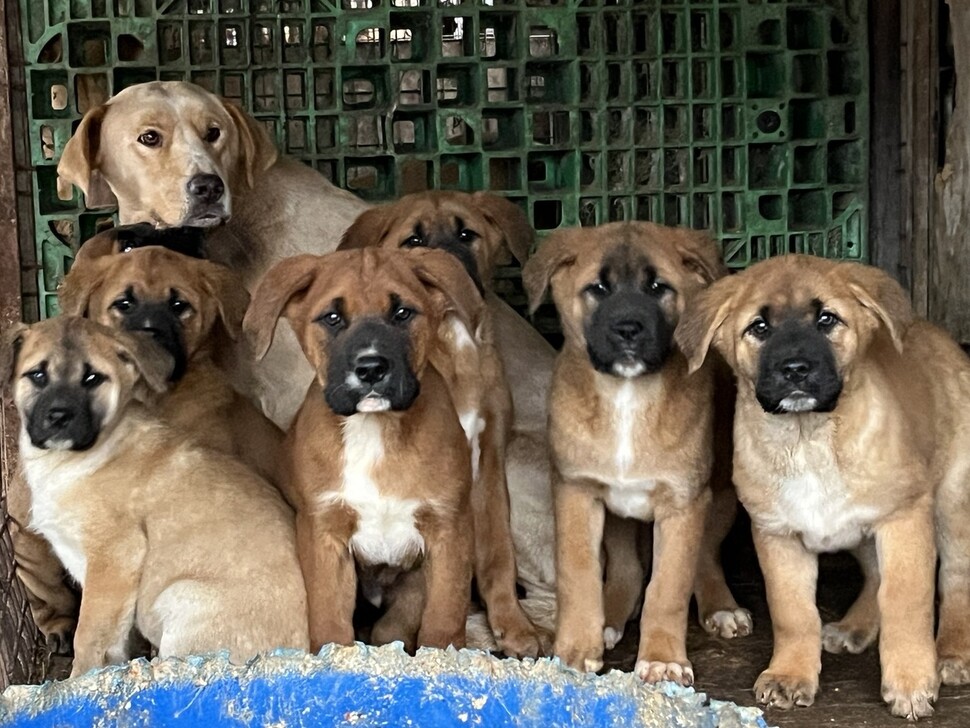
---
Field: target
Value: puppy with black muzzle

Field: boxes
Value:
[244,248,484,651]
[338,191,549,657]
[676,254,970,719]
[523,221,747,685]
[2,317,308,676]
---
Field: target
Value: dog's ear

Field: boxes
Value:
[842,264,914,353]
[471,192,535,266]
[221,99,278,189]
[407,247,485,335]
[521,229,580,314]
[671,227,728,285]
[73,228,122,265]
[199,261,250,342]
[243,255,321,360]
[675,275,743,374]
[338,204,396,251]
[59,255,113,317]
[114,330,173,395]
[0,323,29,387]
[57,105,117,208]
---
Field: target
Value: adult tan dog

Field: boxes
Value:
[523,221,746,686]
[676,254,970,719]
[337,191,548,656]
[2,317,308,677]
[244,248,486,652]
[57,81,370,426]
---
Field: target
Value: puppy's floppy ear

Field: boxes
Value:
[671,227,728,285]
[471,192,535,265]
[73,228,122,265]
[675,274,743,374]
[0,322,29,387]
[243,254,321,360]
[842,263,914,353]
[221,99,278,189]
[338,204,397,251]
[199,260,250,341]
[407,247,485,334]
[113,329,173,395]
[521,229,580,314]
[58,255,114,317]
[57,104,117,208]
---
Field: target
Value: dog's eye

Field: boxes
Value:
[170,299,193,316]
[817,311,841,331]
[649,279,671,296]
[583,282,610,299]
[392,306,415,323]
[403,235,424,248]
[110,297,134,313]
[137,130,161,148]
[317,311,344,328]
[458,228,478,244]
[205,127,221,143]
[25,369,48,387]
[81,371,106,389]
[745,318,770,341]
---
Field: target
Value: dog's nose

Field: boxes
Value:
[781,358,812,382]
[44,408,74,430]
[610,320,643,343]
[186,174,225,204]
[355,355,390,385]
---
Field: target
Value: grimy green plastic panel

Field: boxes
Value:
[20,0,868,319]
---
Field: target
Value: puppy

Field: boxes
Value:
[244,248,485,652]
[2,317,308,677]
[338,191,547,656]
[57,81,370,426]
[675,254,970,719]
[523,221,742,685]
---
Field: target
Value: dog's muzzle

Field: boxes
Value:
[585,294,673,378]
[120,304,188,382]
[755,324,843,414]
[26,386,100,451]
[182,173,230,227]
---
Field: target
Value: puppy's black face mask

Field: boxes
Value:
[751,309,844,414]
[23,366,104,451]
[109,286,189,382]
[89,223,208,259]
[319,298,421,416]
[399,220,485,295]
[582,245,676,378]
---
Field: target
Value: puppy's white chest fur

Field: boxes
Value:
[323,415,424,567]
[763,440,879,553]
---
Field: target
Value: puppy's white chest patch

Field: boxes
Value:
[613,381,638,476]
[321,415,425,568]
[766,446,880,553]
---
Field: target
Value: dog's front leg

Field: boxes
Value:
[417,506,473,649]
[634,489,709,686]
[296,510,356,651]
[751,527,821,710]
[875,501,938,720]
[935,474,970,686]
[552,476,606,673]
[70,540,146,678]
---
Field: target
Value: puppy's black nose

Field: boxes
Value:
[186,174,225,204]
[44,408,74,429]
[781,358,812,382]
[355,355,390,385]
[610,320,643,343]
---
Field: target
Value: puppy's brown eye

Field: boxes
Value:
[137,130,161,147]
[205,127,221,143]
[392,306,414,323]
[26,369,48,387]
[403,235,424,248]
[745,318,770,340]
[584,282,609,299]
[817,311,840,331]
[318,311,344,328]
[458,228,478,244]
[82,371,106,388]
[649,279,671,296]
[111,297,134,313]
[170,299,193,316]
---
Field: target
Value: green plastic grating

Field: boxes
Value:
[18,0,868,319]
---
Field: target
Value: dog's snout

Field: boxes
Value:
[355,355,390,385]
[781,358,812,382]
[186,174,225,204]
[44,407,75,430]
[610,320,644,343]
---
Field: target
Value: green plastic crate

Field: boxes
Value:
[18,0,869,319]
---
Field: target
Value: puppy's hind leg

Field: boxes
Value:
[601,514,644,650]
[372,569,425,653]
[822,539,880,655]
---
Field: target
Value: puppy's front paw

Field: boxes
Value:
[603,626,624,650]
[822,620,878,655]
[882,666,938,720]
[554,633,604,673]
[937,654,970,686]
[702,608,753,639]
[494,622,543,660]
[754,671,818,710]
[635,659,694,686]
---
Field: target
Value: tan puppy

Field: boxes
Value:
[338,191,545,656]
[57,81,370,426]
[675,254,970,719]
[2,317,308,677]
[244,248,485,652]
[523,221,740,685]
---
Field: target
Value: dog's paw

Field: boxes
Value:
[754,671,818,710]
[822,620,878,655]
[603,626,624,650]
[938,655,970,686]
[42,620,76,656]
[701,608,753,639]
[554,635,604,673]
[495,624,543,660]
[882,657,939,720]
[882,683,937,721]
[635,659,694,686]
